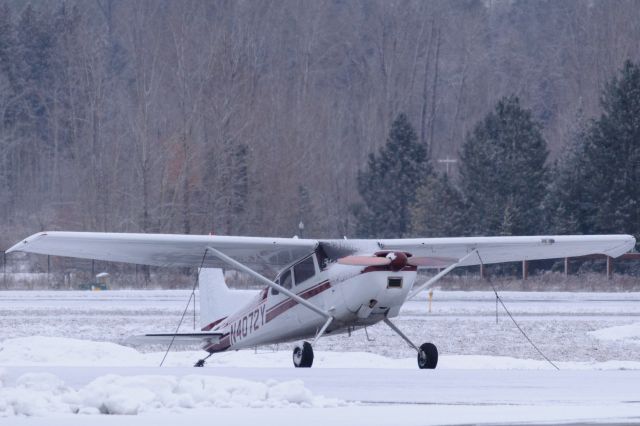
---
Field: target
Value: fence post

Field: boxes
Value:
[522,260,529,280]
[564,257,569,276]
[606,256,613,279]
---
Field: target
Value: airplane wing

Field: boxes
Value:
[7,232,318,272]
[321,234,635,267]
[9,232,635,271]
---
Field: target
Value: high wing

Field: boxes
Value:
[7,232,318,273]
[320,235,635,266]
[8,232,635,272]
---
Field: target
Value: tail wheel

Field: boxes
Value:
[293,341,314,368]
[417,342,438,369]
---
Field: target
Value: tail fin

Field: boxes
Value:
[199,268,254,331]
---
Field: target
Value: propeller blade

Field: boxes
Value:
[407,256,458,268]
[337,256,392,266]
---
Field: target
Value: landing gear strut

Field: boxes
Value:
[292,341,314,368]
[383,318,438,369]
[291,316,332,368]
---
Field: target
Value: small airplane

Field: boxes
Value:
[8,232,635,369]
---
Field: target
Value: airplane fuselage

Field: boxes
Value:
[203,261,418,353]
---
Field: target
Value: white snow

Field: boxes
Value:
[3,290,640,424]
[590,322,640,344]
[0,336,144,366]
[2,336,640,371]
[0,371,343,417]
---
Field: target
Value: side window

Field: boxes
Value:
[280,269,292,289]
[294,256,315,286]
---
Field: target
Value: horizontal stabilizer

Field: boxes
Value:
[127,332,224,346]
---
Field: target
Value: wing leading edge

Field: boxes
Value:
[321,234,635,266]
[9,232,635,271]
[8,232,318,272]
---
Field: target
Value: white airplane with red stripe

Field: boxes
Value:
[8,232,635,368]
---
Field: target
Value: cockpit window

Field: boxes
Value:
[294,256,315,285]
[316,245,330,270]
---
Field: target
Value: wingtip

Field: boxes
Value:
[6,232,48,254]
[6,239,27,253]
[606,234,637,258]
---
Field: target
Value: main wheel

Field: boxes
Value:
[292,341,314,368]
[417,342,438,369]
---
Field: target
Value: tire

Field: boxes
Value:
[417,342,438,369]
[292,341,314,368]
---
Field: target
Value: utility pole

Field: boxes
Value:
[437,156,458,176]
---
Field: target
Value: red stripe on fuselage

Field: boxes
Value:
[265,280,331,323]
[267,280,328,314]
[201,316,227,331]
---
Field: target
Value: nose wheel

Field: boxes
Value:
[417,342,438,369]
[293,341,314,368]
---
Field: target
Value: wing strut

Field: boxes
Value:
[383,318,418,351]
[205,246,332,320]
[407,250,478,300]
[312,316,334,344]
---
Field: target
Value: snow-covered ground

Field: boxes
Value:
[2,290,640,424]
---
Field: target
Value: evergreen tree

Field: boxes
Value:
[580,60,640,238]
[354,113,431,237]
[459,96,549,236]
[545,124,596,234]
[409,173,465,237]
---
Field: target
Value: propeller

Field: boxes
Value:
[337,251,408,271]
[407,256,457,268]
[337,256,391,266]
[337,252,458,270]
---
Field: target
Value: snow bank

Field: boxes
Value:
[0,336,146,366]
[0,372,343,417]
[589,323,640,344]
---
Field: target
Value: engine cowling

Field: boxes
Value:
[384,251,408,271]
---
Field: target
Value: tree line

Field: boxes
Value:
[355,60,640,245]
[0,1,639,252]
